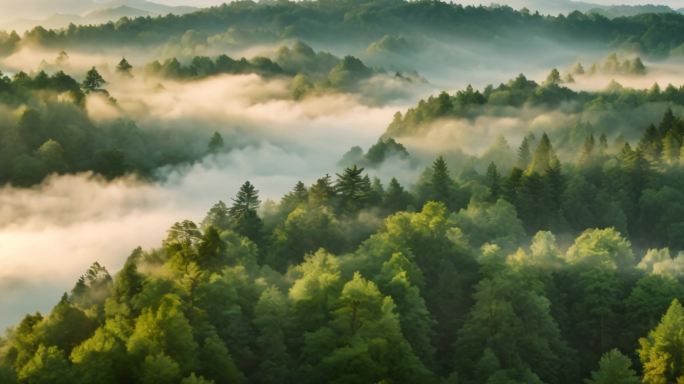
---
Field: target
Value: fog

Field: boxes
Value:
[0,66,408,330]
[4,19,684,331]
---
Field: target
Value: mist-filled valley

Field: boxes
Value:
[5,1,684,383]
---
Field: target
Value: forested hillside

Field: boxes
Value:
[385,71,684,140]
[0,41,416,187]
[4,0,684,57]
[4,1,684,383]
[4,107,684,382]
[0,68,218,186]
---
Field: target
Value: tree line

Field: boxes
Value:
[5,114,684,382]
[0,67,228,186]
[5,1,684,57]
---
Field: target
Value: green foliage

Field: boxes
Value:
[585,349,639,384]
[116,58,133,76]
[639,299,684,383]
[566,228,634,270]
[335,165,371,214]
[82,67,106,93]
[229,181,263,243]
[17,345,73,384]
[0,69,211,186]
[12,1,684,61]
[207,132,225,153]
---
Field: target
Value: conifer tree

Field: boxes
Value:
[82,67,105,93]
[585,349,639,384]
[485,162,501,201]
[639,299,684,383]
[527,133,556,175]
[208,132,224,153]
[335,165,369,213]
[384,178,413,213]
[229,181,262,242]
[518,138,532,169]
[116,58,133,76]
[430,156,452,204]
[309,174,335,206]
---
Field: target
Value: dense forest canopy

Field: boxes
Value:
[3,1,684,57]
[0,67,223,186]
[0,40,419,187]
[384,71,684,146]
[5,1,684,383]
[4,129,684,382]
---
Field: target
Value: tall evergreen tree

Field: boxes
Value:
[518,138,532,169]
[527,133,556,175]
[116,58,133,76]
[585,349,639,384]
[202,201,230,231]
[208,132,224,153]
[485,162,501,201]
[229,181,262,242]
[335,165,369,213]
[309,174,336,206]
[662,130,680,163]
[639,124,663,162]
[581,134,596,163]
[383,178,413,213]
[430,156,452,205]
[639,299,684,384]
[82,67,105,93]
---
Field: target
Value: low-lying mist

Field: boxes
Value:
[4,35,684,330]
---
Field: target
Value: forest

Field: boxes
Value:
[4,0,684,383]
[4,1,684,58]
[3,104,684,382]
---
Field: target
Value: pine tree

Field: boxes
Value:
[229,181,262,242]
[545,68,561,86]
[662,130,680,164]
[545,158,564,213]
[631,57,646,75]
[335,165,369,213]
[648,83,661,101]
[585,349,639,384]
[658,108,677,137]
[116,58,133,76]
[201,201,231,230]
[82,67,106,93]
[368,177,384,205]
[309,174,335,206]
[430,156,452,204]
[581,134,596,163]
[639,299,684,383]
[517,138,532,169]
[639,124,662,162]
[280,181,308,214]
[527,133,556,175]
[230,182,260,215]
[208,132,224,153]
[501,167,523,204]
[485,162,501,201]
[384,178,413,213]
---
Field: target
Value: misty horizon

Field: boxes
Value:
[2,1,684,383]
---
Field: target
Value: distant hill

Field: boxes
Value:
[85,5,151,22]
[99,0,197,15]
[588,4,675,18]
[0,0,197,33]
[469,0,675,17]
